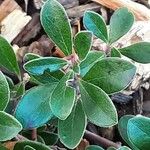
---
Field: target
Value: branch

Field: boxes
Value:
[84,130,121,149]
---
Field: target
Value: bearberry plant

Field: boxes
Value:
[0,0,150,149]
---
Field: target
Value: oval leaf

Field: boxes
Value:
[50,71,75,120]
[118,115,135,149]
[24,57,67,75]
[0,71,10,110]
[0,144,8,150]
[74,31,93,60]
[0,111,22,141]
[31,70,64,85]
[107,147,117,150]
[24,146,36,150]
[0,36,20,76]
[83,11,108,42]
[15,85,56,129]
[79,80,118,127]
[127,116,150,150]
[111,47,121,58]
[83,57,136,94]
[86,145,104,150]
[80,51,105,77]
[24,53,41,62]
[41,0,73,56]
[109,8,134,44]
[119,42,150,63]
[58,101,87,149]
[14,141,51,150]
[118,146,131,150]
[38,132,58,145]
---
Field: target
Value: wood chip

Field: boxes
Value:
[67,3,101,18]
[1,9,31,42]
[92,0,150,20]
[0,0,21,22]
[12,13,41,46]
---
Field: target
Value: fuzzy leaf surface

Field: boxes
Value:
[41,0,73,56]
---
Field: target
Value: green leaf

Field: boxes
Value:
[5,75,14,89]
[41,0,73,56]
[72,63,80,74]
[111,47,121,58]
[119,42,150,63]
[50,71,75,120]
[80,51,105,77]
[38,132,58,145]
[0,111,22,141]
[83,11,108,42]
[117,146,131,150]
[0,36,20,76]
[86,145,104,150]
[79,80,118,127]
[58,101,87,149]
[15,84,56,129]
[0,71,10,110]
[24,145,36,150]
[107,147,117,150]
[118,115,136,149]
[109,8,134,44]
[24,53,41,62]
[14,141,51,150]
[24,57,68,75]
[127,115,150,150]
[13,82,25,98]
[74,31,93,60]
[37,135,45,144]
[83,57,136,94]
[31,70,64,85]
[0,144,8,150]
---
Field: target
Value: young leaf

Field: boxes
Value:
[79,80,118,127]
[50,71,75,120]
[127,116,150,150]
[0,111,22,141]
[80,51,105,77]
[107,147,117,150]
[31,70,64,85]
[24,53,41,62]
[58,101,87,149]
[109,8,134,44]
[111,47,121,58]
[37,135,45,144]
[118,115,136,149]
[72,63,80,74]
[41,0,73,56]
[38,132,58,145]
[0,144,8,150]
[83,11,108,42]
[24,57,68,75]
[0,71,10,110]
[74,31,93,60]
[119,42,150,63]
[14,141,51,150]
[15,84,56,129]
[0,36,20,76]
[83,57,136,94]
[86,145,104,150]
[24,146,36,150]
[5,75,14,89]
[117,146,131,150]
[13,82,25,98]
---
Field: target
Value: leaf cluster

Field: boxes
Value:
[0,0,150,149]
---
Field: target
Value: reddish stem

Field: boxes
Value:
[84,130,121,149]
